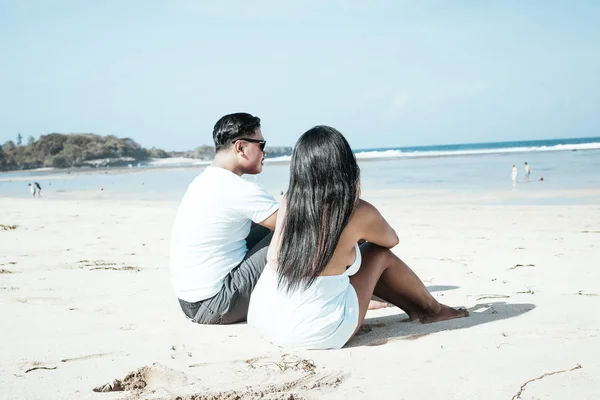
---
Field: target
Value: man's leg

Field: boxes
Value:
[183,226,273,325]
[218,229,273,324]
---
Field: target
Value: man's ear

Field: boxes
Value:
[233,140,248,157]
[233,141,245,155]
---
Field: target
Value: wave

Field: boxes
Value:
[354,142,600,160]
[264,155,292,163]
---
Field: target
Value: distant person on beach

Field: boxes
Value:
[169,113,279,324]
[248,126,468,350]
[28,182,42,197]
[524,162,531,182]
[512,164,518,185]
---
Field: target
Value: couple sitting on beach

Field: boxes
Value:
[169,113,468,350]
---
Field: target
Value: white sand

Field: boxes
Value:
[1,194,599,399]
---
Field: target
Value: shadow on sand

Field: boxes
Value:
[347,301,536,347]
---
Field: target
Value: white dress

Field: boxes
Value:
[248,243,361,350]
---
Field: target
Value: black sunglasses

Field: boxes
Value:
[232,137,266,152]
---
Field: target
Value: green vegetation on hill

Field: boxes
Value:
[0,133,151,171]
[0,133,292,171]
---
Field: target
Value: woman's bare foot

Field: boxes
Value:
[368,300,392,310]
[419,305,469,324]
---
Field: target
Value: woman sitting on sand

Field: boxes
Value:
[247,126,468,350]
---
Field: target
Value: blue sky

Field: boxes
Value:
[1,0,599,150]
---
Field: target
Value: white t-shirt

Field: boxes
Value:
[170,166,279,302]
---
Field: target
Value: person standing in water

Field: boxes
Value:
[524,162,531,182]
[512,165,518,185]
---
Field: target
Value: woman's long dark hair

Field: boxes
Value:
[277,125,360,293]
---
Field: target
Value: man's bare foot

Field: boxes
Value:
[419,305,469,324]
[368,300,392,310]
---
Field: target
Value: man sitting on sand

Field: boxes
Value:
[169,112,279,324]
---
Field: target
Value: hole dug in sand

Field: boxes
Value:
[93,367,147,392]
[93,363,188,393]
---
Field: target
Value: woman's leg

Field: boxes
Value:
[349,242,468,337]
[372,279,423,319]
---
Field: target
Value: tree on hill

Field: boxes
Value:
[149,147,168,158]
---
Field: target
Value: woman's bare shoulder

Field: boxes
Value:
[340,199,375,240]
[352,199,379,219]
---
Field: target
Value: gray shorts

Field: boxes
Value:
[178,225,272,325]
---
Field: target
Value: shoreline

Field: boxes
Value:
[2,187,600,207]
[3,146,600,179]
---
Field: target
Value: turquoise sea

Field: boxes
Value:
[1,137,599,205]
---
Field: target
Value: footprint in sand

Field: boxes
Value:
[170,344,192,359]
[356,323,387,336]
[120,324,136,331]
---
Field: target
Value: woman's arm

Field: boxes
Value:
[353,199,399,248]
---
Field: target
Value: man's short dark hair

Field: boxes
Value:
[212,113,261,152]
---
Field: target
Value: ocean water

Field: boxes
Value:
[1,137,599,204]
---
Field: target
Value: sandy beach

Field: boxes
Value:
[1,193,599,399]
